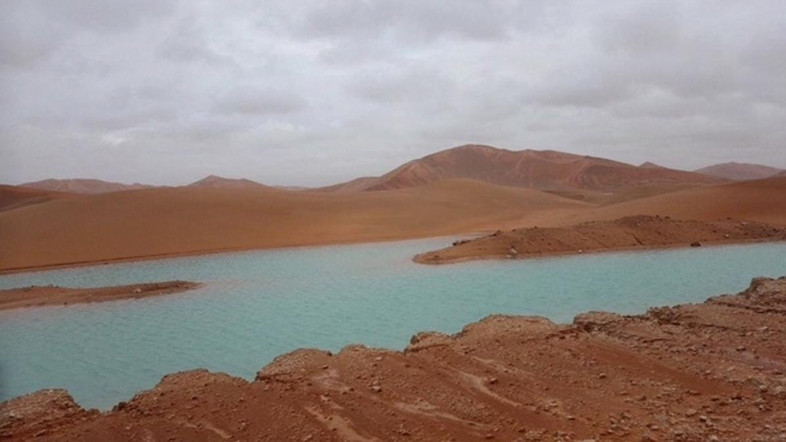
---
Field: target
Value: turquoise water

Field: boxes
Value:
[1,239,785,409]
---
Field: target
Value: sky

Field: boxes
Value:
[1,0,785,186]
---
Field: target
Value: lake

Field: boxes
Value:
[1,238,784,409]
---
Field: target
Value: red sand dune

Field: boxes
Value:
[19,178,152,194]
[326,144,725,193]
[0,179,588,271]
[695,162,784,181]
[3,175,784,272]
[0,185,75,212]
[559,176,786,227]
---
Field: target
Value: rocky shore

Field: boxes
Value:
[0,281,201,311]
[2,277,786,440]
[414,215,786,264]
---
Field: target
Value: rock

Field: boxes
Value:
[690,241,701,247]
[573,311,623,332]
[406,331,451,352]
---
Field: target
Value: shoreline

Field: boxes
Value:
[415,236,786,265]
[414,216,786,265]
[0,281,202,311]
[3,276,785,440]
[0,232,468,276]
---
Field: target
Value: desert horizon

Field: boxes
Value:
[3,1,786,440]
[3,143,786,273]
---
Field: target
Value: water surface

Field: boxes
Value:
[1,239,784,409]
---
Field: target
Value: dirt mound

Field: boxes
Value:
[414,215,786,264]
[4,277,786,441]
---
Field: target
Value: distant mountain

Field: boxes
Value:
[694,162,784,181]
[324,144,724,192]
[186,175,272,190]
[19,178,152,194]
[639,161,665,169]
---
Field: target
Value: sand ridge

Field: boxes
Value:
[3,277,785,441]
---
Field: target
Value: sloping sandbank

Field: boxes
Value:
[414,215,786,264]
[0,281,201,311]
[3,277,786,440]
[0,179,588,273]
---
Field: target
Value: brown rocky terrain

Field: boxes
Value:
[0,281,201,311]
[325,144,725,193]
[415,216,786,265]
[3,277,786,441]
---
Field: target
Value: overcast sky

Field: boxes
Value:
[2,1,785,186]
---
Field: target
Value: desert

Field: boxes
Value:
[3,146,786,273]
[3,2,786,440]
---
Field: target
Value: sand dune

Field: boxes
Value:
[0,185,75,212]
[559,176,786,227]
[695,162,783,181]
[20,178,152,194]
[3,176,783,272]
[0,179,588,271]
[326,144,724,193]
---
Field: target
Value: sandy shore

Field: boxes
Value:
[2,277,786,440]
[414,215,786,264]
[0,281,201,311]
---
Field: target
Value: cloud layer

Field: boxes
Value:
[2,0,785,186]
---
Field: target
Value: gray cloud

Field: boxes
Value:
[1,0,785,187]
[212,87,307,116]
